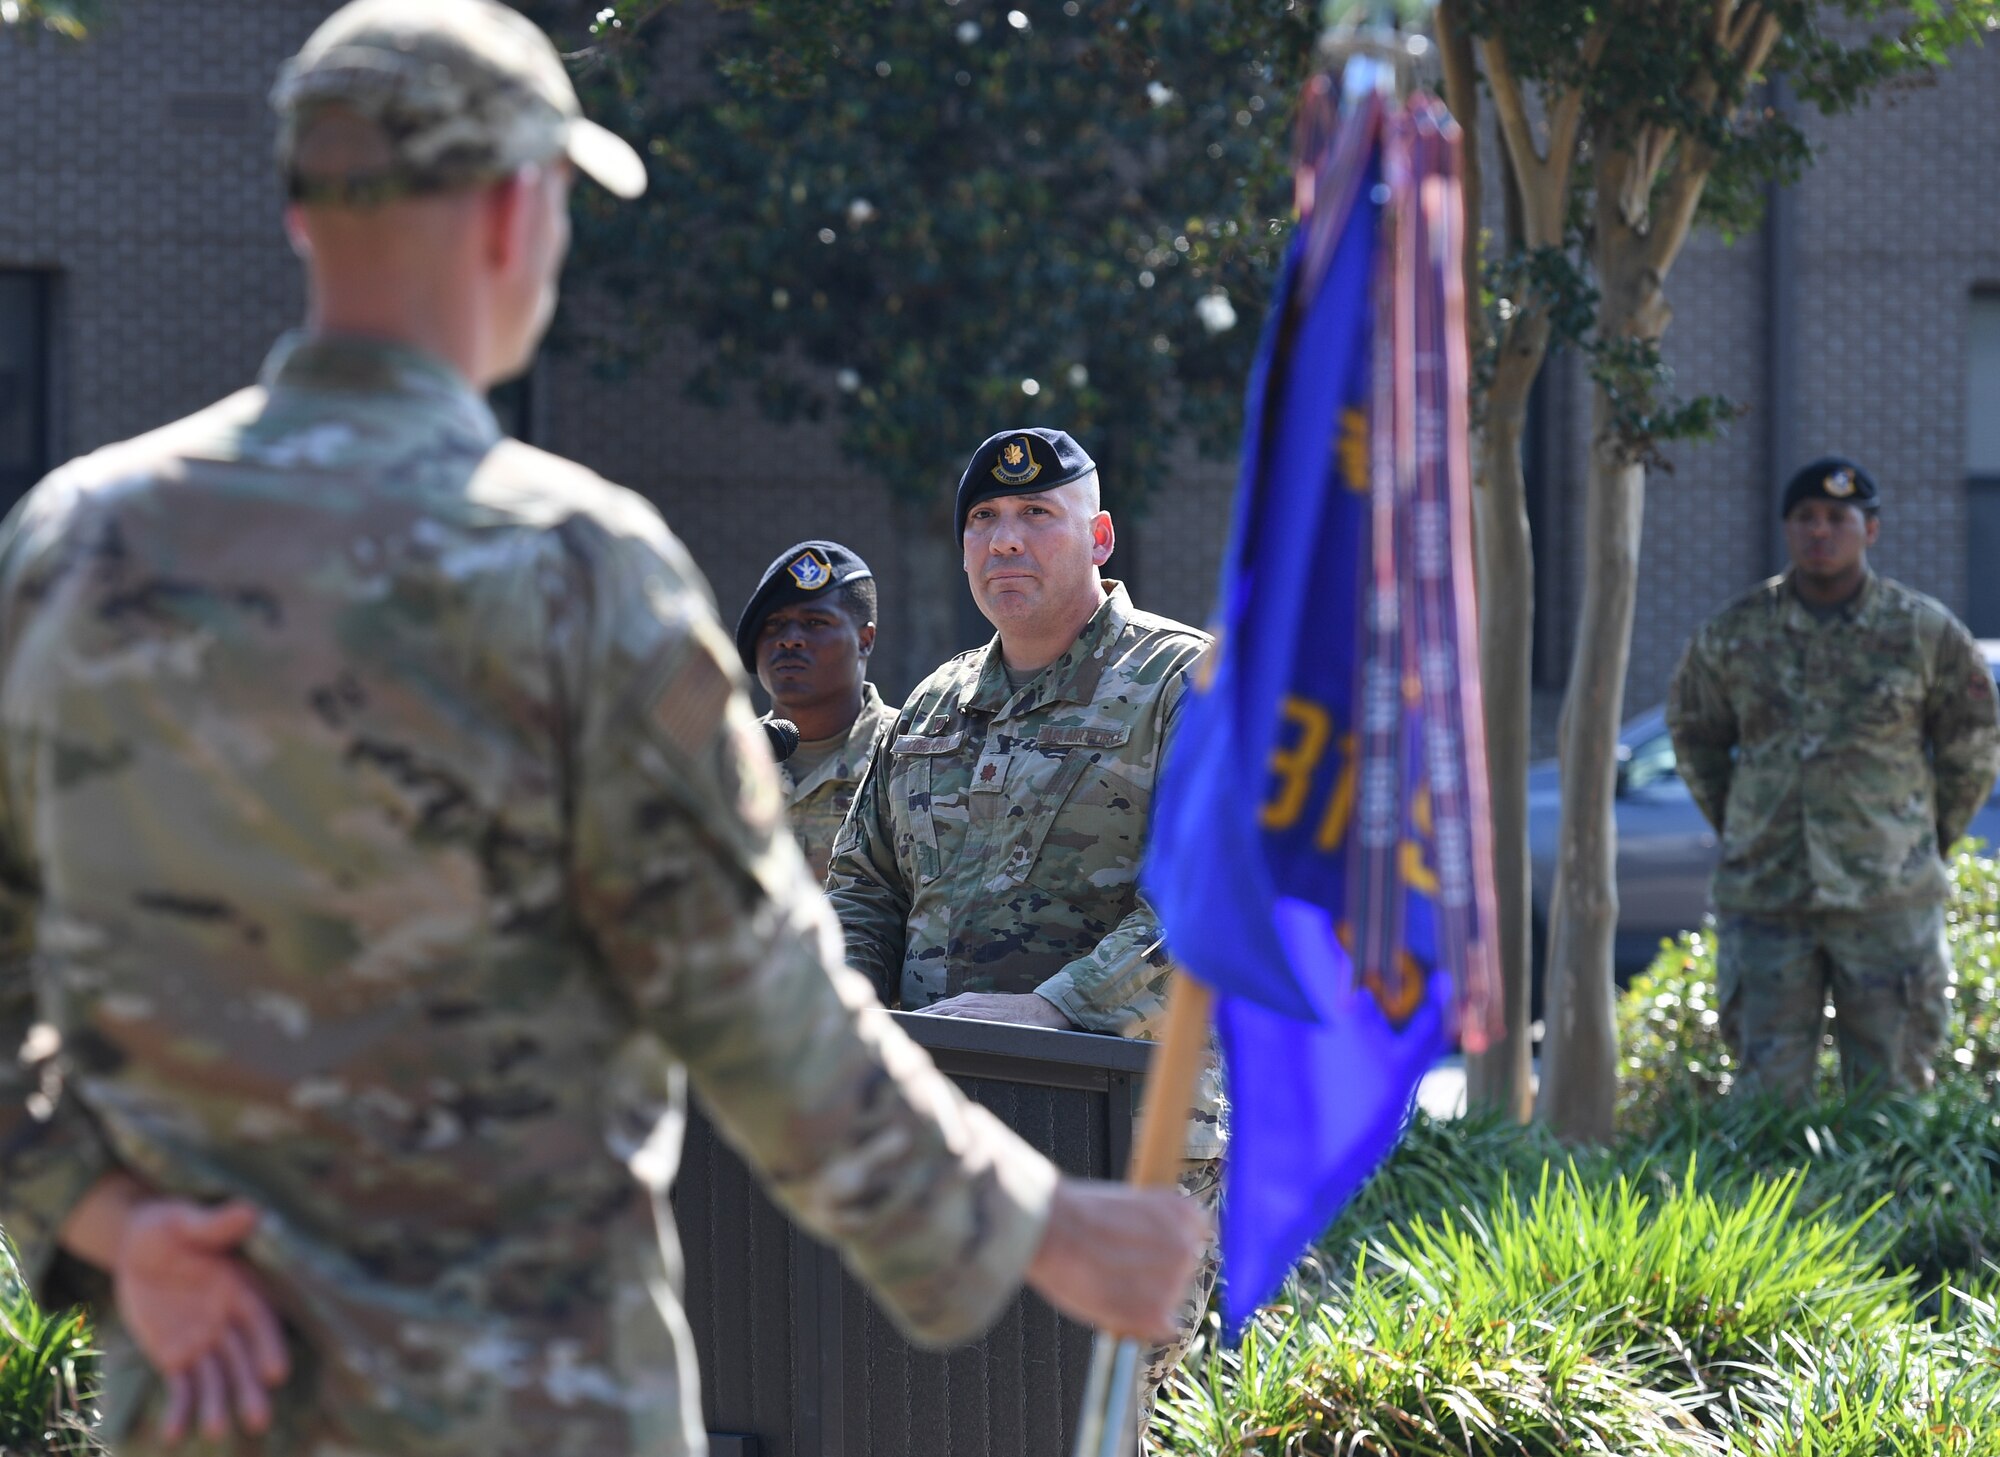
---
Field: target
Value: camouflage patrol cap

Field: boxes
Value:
[272,0,647,206]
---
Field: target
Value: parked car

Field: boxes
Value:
[1526,642,2000,992]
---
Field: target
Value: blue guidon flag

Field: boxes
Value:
[1142,69,1501,1335]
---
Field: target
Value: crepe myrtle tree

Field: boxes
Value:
[1439,0,1997,1142]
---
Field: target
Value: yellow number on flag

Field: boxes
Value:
[1260,697,1331,830]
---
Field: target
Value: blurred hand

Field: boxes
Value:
[1023,1177,1206,1341]
[113,1200,291,1444]
[923,992,1076,1029]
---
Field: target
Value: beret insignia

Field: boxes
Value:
[991,437,1043,487]
[787,548,834,590]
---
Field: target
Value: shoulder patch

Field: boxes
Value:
[724,708,784,836]
[650,621,735,757]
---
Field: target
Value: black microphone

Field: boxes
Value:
[762,717,801,763]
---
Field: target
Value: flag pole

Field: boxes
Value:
[1070,971,1215,1457]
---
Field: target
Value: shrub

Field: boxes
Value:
[1156,1269,1724,1457]
[1618,844,2000,1136]
[1635,1082,2000,1305]
[1370,1163,1905,1390]
[1716,1293,2000,1456]
[1158,1159,1921,1456]
[1155,1096,2000,1453]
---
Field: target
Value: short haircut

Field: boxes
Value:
[836,575,878,629]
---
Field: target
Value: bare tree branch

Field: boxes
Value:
[1545,18,1610,198]
[1436,0,1488,368]
[1481,31,1543,169]
[1726,2,1768,58]
[1479,33,1571,247]
[1615,122,1665,231]
[1641,4,1780,272]
[1642,139,1714,276]
[1739,12,1783,85]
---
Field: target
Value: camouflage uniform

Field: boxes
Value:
[0,333,1060,1456]
[781,682,897,883]
[1667,570,2000,1100]
[825,583,1223,1408]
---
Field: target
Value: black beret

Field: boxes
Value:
[955,427,1097,537]
[1781,456,1879,518]
[734,540,874,673]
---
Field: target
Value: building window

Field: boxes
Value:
[0,272,53,514]
[1967,291,2000,637]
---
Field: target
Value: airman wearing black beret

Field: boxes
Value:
[736,540,896,879]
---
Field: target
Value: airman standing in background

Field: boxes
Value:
[1668,456,2000,1103]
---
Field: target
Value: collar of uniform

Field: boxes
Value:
[968,581,1134,718]
[784,682,890,802]
[260,331,503,446]
[1781,567,1879,631]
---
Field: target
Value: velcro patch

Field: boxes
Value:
[894,731,967,756]
[1036,725,1129,749]
[726,709,783,835]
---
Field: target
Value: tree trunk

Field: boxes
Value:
[1536,384,1639,1144]
[1465,393,1537,1121]
[1538,252,1659,1142]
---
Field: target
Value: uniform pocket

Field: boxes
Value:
[1015,726,1149,904]
[891,730,964,885]
[1855,658,1925,731]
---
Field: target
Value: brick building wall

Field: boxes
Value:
[4,5,1998,731]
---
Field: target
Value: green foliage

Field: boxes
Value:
[1455,0,1992,237]
[1375,1164,1902,1379]
[1718,1306,2000,1456]
[1637,1086,2000,1306]
[1618,924,1734,1121]
[1157,1259,1724,1455]
[1455,0,1994,465]
[1157,1153,1950,1456]
[1157,1097,2000,1454]
[560,0,1316,511]
[551,1,1997,502]
[0,0,99,38]
[1619,844,2000,1133]
[1160,894,2000,1455]
[0,1240,99,1456]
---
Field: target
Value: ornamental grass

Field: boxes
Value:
[1155,848,2000,1455]
[0,1239,99,1456]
